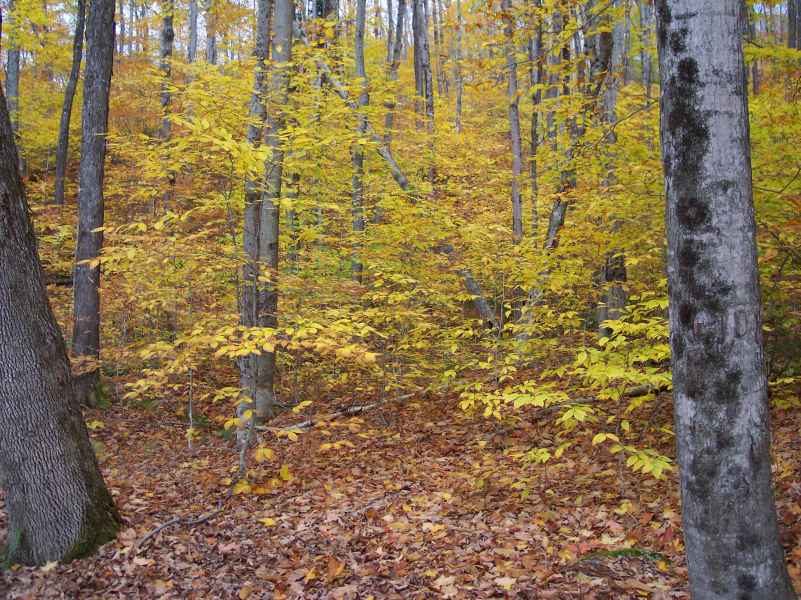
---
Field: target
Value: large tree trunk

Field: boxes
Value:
[188,0,199,62]
[656,1,796,597]
[53,0,86,206]
[239,0,273,433]
[502,0,523,242]
[72,0,116,407]
[789,0,801,49]
[351,0,368,281]
[0,84,121,567]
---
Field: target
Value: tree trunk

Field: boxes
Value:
[383,0,405,148]
[5,0,21,136]
[789,0,800,49]
[117,0,126,53]
[656,1,796,597]
[351,0,368,281]
[0,84,121,567]
[72,0,116,407]
[454,0,463,133]
[54,0,86,206]
[528,6,544,240]
[386,0,394,62]
[205,0,217,64]
[502,0,523,242]
[240,0,273,432]
[159,0,175,209]
[188,0,199,62]
[128,0,136,54]
[638,0,653,102]
[412,0,434,177]
[255,0,293,421]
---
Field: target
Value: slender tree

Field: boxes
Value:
[501,0,523,242]
[453,0,463,133]
[159,0,175,210]
[5,0,21,135]
[205,0,217,64]
[54,0,86,205]
[528,4,544,239]
[72,0,116,406]
[383,0,405,146]
[188,0,199,61]
[239,0,272,431]
[0,84,121,567]
[351,0,368,281]
[656,1,796,596]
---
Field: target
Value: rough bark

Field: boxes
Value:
[117,0,125,53]
[72,0,116,406]
[412,0,434,177]
[656,1,796,597]
[386,0,394,63]
[54,0,86,206]
[0,84,121,567]
[205,0,217,64]
[351,0,368,281]
[188,0,199,62]
[790,0,801,49]
[159,0,175,209]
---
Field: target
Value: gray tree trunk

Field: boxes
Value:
[205,0,217,64]
[254,0,293,421]
[239,0,273,432]
[0,84,121,567]
[5,0,21,135]
[159,0,175,210]
[789,0,801,49]
[383,0,405,146]
[351,0,368,281]
[528,8,544,240]
[412,0,434,177]
[502,0,523,242]
[54,0,86,206]
[188,0,199,62]
[454,0,463,133]
[128,0,136,54]
[657,1,796,597]
[72,0,116,406]
[117,0,125,53]
[638,0,653,102]
[386,0,394,62]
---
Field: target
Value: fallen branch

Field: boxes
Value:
[134,501,224,554]
[259,392,417,433]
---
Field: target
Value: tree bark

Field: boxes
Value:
[188,0,199,62]
[54,0,86,206]
[351,0,368,281]
[528,5,544,240]
[72,0,116,406]
[159,0,175,210]
[384,0,405,146]
[205,0,217,64]
[386,0,394,63]
[0,84,121,567]
[5,0,21,136]
[789,0,801,49]
[454,0,463,133]
[412,0,434,177]
[502,0,523,242]
[117,0,126,53]
[656,1,796,597]
[239,0,273,432]
[638,0,653,101]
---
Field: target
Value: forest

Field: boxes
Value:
[1,0,801,597]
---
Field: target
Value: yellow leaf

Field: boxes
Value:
[233,479,252,495]
[279,464,293,481]
[254,446,275,463]
[86,420,105,431]
[258,517,276,527]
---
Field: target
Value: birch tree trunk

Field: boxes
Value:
[188,0,199,61]
[351,0,368,281]
[0,83,121,567]
[501,0,523,242]
[240,0,273,432]
[54,0,86,206]
[657,1,796,596]
[72,0,116,407]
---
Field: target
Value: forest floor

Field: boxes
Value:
[2,391,801,599]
